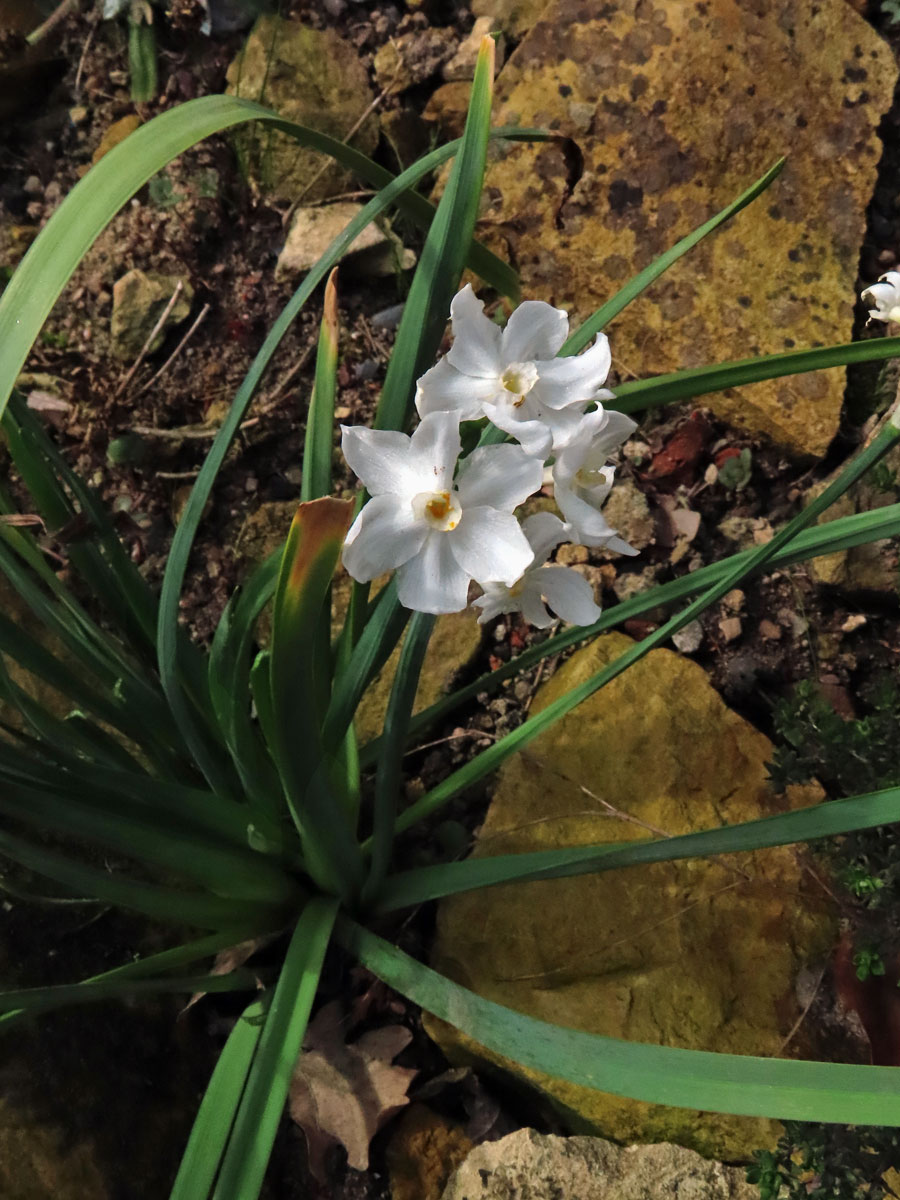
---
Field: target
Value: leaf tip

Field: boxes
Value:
[324,269,339,343]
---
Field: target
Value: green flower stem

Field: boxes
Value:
[363,612,436,907]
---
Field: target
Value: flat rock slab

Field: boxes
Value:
[480,0,895,456]
[427,633,831,1160]
[442,1129,756,1199]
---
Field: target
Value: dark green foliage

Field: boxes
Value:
[747,1123,900,1200]
[768,677,900,913]
[751,686,900,1198]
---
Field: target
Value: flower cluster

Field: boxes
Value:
[341,285,637,623]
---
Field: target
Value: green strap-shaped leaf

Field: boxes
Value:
[375,36,498,435]
[377,783,900,911]
[269,499,363,897]
[0,927,267,1031]
[323,577,409,756]
[0,774,297,904]
[301,268,339,504]
[364,611,435,906]
[337,919,900,1124]
[359,502,900,766]
[0,826,273,928]
[128,13,157,103]
[0,969,259,1018]
[211,898,338,1200]
[614,336,900,414]
[562,159,785,355]
[169,997,268,1200]
[208,565,285,832]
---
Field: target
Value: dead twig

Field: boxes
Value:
[74,10,99,97]
[281,89,389,230]
[26,0,79,44]
[135,302,211,398]
[131,418,261,441]
[404,728,497,759]
[777,960,828,1055]
[115,282,184,399]
[501,879,744,985]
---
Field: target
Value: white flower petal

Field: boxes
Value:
[341,425,422,497]
[456,443,543,511]
[415,357,498,420]
[481,402,553,459]
[500,300,569,364]
[446,284,502,378]
[541,402,594,453]
[592,408,639,455]
[408,410,462,491]
[342,494,426,582]
[472,581,517,624]
[522,511,568,564]
[532,334,612,410]
[519,583,554,628]
[536,565,601,626]
[605,534,639,556]
[450,507,532,586]
[554,481,617,544]
[396,531,471,614]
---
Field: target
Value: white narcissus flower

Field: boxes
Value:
[862,272,900,324]
[341,411,542,615]
[552,407,639,552]
[473,512,601,628]
[415,284,613,458]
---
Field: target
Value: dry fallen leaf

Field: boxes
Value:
[180,934,275,1014]
[289,1000,418,1180]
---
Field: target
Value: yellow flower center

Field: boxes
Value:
[413,490,461,531]
[575,465,609,489]
[500,361,539,407]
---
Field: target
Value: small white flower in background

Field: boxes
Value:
[341,410,542,615]
[473,511,603,629]
[552,407,639,552]
[415,284,614,458]
[862,272,900,324]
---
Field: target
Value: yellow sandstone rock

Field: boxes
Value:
[478,0,895,456]
[427,633,832,1161]
[226,17,378,202]
[91,114,141,165]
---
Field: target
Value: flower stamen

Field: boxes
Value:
[500,361,539,407]
[413,489,462,531]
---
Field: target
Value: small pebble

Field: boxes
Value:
[672,620,703,654]
[556,544,588,565]
[371,302,405,330]
[722,588,745,613]
[354,358,378,382]
[719,616,742,643]
[758,618,782,640]
[23,174,42,197]
[841,613,867,633]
